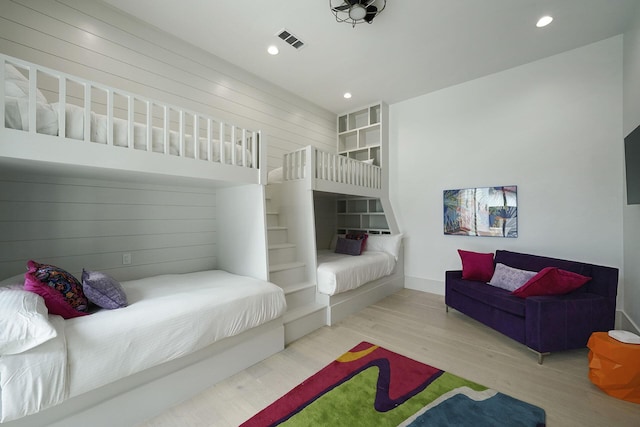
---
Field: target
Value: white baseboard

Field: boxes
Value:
[404,276,444,295]
[616,310,640,334]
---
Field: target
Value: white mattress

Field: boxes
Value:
[316,249,396,296]
[0,270,286,422]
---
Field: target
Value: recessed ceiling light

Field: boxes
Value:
[536,16,553,28]
[343,92,352,99]
[267,45,279,55]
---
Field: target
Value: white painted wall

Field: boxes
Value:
[390,38,625,300]
[623,4,640,332]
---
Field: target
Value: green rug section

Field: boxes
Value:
[280,367,487,427]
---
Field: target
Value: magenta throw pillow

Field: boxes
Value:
[24,260,89,319]
[458,250,495,282]
[511,267,591,298]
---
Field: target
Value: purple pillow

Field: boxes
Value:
[488,263,537,292]
[24,260,89,319]
[335,237,363,256]
[82,270,128,309]
[346,233,368,252]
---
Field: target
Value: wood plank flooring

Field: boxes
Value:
[138,289,640,426]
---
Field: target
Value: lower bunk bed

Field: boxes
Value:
[0,269,286,427]
[315,234,404,325]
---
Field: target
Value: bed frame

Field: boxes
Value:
[278,145,403,326]
[282,145,383,198]
[3,320,284,427]
[1,54,278,426]
[1,53,265,187]
[316,247,405,325]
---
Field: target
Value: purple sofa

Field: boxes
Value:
[445,250,618,363]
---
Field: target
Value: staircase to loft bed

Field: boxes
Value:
[267,146,402,343]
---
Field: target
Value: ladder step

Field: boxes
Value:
[269,243,296,250]
[283,302,326,324]
[269,261,305,273]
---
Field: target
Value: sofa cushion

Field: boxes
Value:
[489,263,537,292]
[448,277,525,317]
[457,250,495,282]
[512,267,591,298]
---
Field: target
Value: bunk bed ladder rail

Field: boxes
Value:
[1,54,261,171]
[282,146,382,190]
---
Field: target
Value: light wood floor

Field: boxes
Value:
[138,289,640,426]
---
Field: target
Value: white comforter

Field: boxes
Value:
[0,270,286,422]
[316,249,396,296]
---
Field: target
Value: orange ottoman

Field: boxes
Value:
[587,332,640,404]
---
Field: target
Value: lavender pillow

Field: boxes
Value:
[335,237,363,256]
[82,270,128,309]
[488,263,537,292]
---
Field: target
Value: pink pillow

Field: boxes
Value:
[458,250,495,282]
[23,260,89,319]
[511,267,591,298]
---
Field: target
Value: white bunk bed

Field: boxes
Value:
[276,145,403,326]
[0,54,282,427]
[1,54,264,186]
[280,145,382,197]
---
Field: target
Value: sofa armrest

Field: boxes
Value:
[525,293,615,353]
[445,270,463,280]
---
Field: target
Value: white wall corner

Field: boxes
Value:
[404,276,444,295]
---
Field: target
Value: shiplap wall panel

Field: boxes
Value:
[0,0,336,165]
[0,174,217,280]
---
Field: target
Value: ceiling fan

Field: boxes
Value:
[330,0,387,27]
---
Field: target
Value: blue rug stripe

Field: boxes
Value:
[406,391,546,427]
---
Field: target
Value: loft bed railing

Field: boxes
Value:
[1,53,262,184]
[283,146,382,196]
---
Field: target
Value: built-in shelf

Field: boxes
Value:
[336,197,390,235]
[337,103,383,167]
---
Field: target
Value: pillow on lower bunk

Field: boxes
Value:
[0,288,57,355]
[24,260,89,319]
[335,237,363,256]
[82,269,128,309]
[346,233,368,251]
[0,273,25,290]
[366,234,403,260]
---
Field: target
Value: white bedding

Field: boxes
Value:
[316,249,396,296]
[0,270,286,422]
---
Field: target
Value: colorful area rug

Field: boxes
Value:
[241,342,545,427]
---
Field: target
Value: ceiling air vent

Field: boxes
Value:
[277,29,305,50]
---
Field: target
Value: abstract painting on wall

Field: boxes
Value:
[443,186,518,238]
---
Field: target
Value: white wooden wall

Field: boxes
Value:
[0,172,217,280]
[0,0,336,281]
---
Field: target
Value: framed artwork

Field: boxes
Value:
[443,186,518,237]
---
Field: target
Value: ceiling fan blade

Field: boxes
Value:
[364,5,378,23]
[333,4,351,11]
